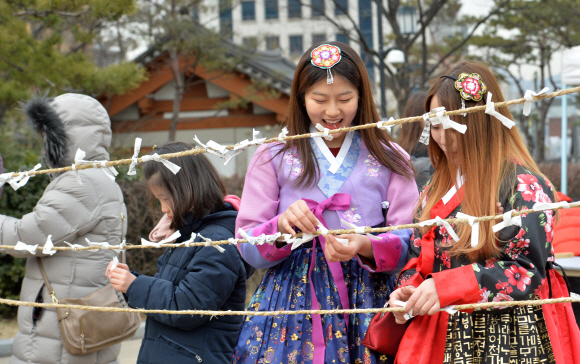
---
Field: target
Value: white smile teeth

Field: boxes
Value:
[325,120,341,124]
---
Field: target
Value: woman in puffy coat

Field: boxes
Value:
[0,94,127,364]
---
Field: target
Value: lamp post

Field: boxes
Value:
[376,0,404,118]
[378,46,405,118]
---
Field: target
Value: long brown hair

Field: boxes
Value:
[398,91,428,155]
[143,142,226,229]
[419,61,549,262]
[278,41,412,187]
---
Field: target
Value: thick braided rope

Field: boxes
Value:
[1,202,578,252]
[0,296,576,316]
[5,85,580,179]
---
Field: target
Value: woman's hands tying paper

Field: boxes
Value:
[106,261,136,293]
[324,234,373,262]
[389,279,441,324]
[277,200,319,235]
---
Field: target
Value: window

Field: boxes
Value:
[335,0,348,15]
[265,0,279,19]
[243,37,258,48]
[219,0,233,38]
[359,0,374,80]
[288,0,301,18]
[266,36,280,50]
[397,6,417,34]
[312,33,326,45]
[312,0,324,17]
[290,35,303,55]
[242,1,256,21]
[192,3,200,21]
[336,33,349,45]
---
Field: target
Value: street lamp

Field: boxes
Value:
[378,47,405,118]
[376,0,405,118]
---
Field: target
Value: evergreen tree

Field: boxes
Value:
[0,0,147,122]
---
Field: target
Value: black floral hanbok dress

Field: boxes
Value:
[393,162,580,364]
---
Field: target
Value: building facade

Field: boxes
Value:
[199,0,418,78]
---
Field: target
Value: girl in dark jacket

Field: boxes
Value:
[106,142,247,363]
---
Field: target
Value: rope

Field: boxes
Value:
[1,201,577,252]
[4,85,580,179]
[0,296,577,316]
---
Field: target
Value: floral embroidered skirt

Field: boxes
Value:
[443,305,555,364]
[232,246,396,364]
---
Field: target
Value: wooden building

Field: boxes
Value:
[99,44,295,177]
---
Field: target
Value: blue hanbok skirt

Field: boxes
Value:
[232,245,396,364]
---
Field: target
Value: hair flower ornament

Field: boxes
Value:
[311,44,342,84]
[454,73,487,102]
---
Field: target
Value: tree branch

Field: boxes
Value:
[426,0,511,77]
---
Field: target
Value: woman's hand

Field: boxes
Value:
[389,286,416,324]
[404,278,440,317]
[277,200,319,235]
[105,261,130,279]
[109,268,136,294]
[324,234,373,262]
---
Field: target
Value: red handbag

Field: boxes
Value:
[362,309,411,356]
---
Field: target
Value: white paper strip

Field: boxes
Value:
[277,127,289,142]
[523,87,549,116]
[176,233,197,247]
[111,256,119,272]
[86,238,112,251]
[140,231,182,248]
[340,219,381,241]
[432,110,467,134]
[312,123,334,141]
[532,201,570,212]
[14,241,38,255]
[485,92,516,129]
[64,241,85,251]
[42,235,57,256]
[1,164,42,191]
[141,153,181,174]
[336,238,349,247]
[419,216,460,242]
[492,210,522,233]
[377,117,394,133]
[198,233,225,253]
[456,212,480,248]
[127,138,142,175]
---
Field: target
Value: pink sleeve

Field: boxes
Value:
[357,154,419,274]
[236,145,292,268]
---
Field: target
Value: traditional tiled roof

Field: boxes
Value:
[133,38,295,95]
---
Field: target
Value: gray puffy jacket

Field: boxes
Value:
[0,94,127,364]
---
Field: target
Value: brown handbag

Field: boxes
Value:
[37,254,141,355]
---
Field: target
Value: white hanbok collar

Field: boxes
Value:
[442,170,465,205]
[309,124,354,174]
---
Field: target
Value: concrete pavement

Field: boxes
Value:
[0,338,141,364]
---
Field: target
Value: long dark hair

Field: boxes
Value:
[143,142,226,229]
[398,91,428,155]
[277,41,412,187]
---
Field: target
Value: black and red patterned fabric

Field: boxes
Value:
[393,162,580,364]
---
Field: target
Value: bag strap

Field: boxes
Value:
[120,212,127,264]
[36,257,59,304]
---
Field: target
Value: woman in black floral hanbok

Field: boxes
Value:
[387,62,580,364]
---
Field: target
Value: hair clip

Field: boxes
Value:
[311,44,342,84]
[456,73,487,116]
[440,73,487,117]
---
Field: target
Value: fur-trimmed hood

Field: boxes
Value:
[24,93,112,168]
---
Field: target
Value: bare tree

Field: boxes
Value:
[302,0,511,116]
